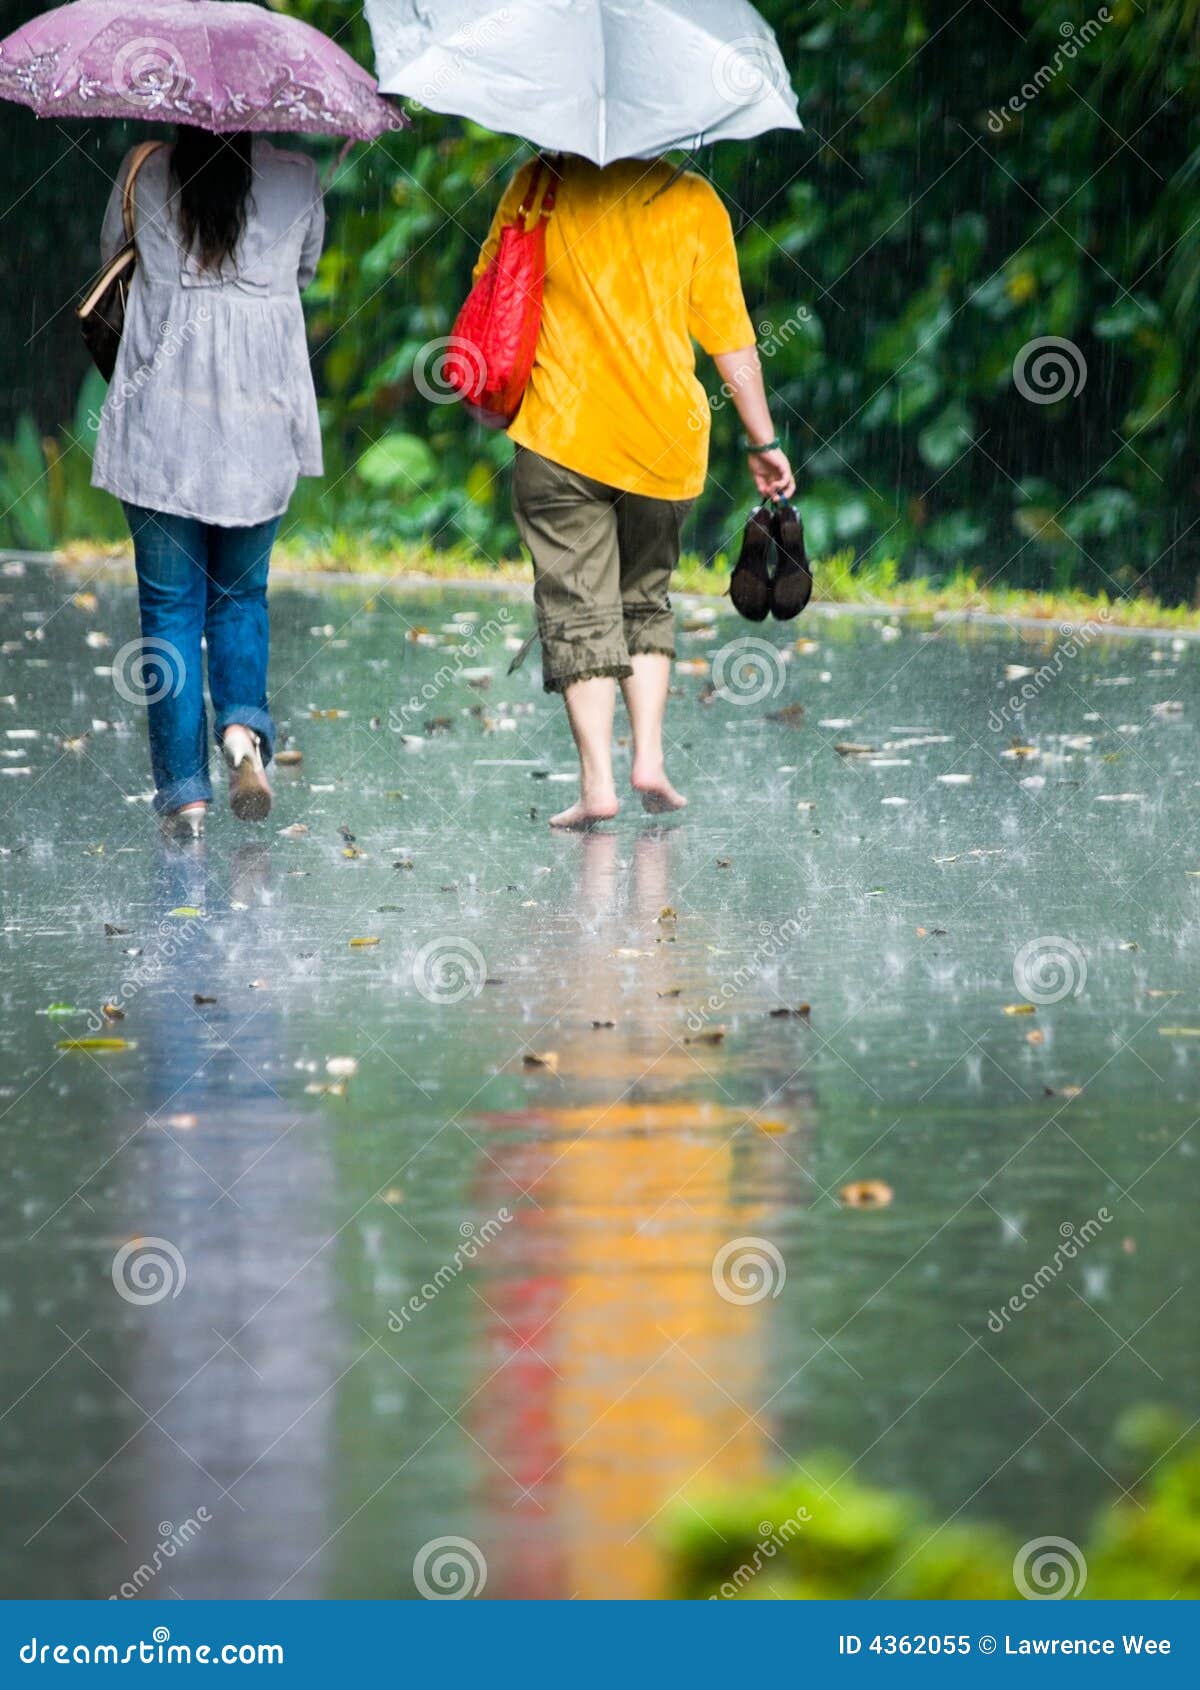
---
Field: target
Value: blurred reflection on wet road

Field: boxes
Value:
[1,564,1196,1597]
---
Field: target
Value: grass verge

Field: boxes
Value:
[55,536,1200,633]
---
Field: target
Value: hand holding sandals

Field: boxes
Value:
[746,438,796,503]
[729,500,812,623]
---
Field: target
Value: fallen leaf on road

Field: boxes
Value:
[57,1037,134,1052]
[840,1179,894,1209]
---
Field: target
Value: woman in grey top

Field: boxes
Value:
[94,129,325,838]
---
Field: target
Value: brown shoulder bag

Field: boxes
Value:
[77,140,165,381]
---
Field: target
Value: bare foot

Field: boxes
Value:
[549,791,620,830]
[631,762,687,815]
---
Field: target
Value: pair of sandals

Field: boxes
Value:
[730,500,812,623]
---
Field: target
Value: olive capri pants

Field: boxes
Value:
[512,445,694,694]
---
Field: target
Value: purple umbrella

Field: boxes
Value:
[0,0,407,140]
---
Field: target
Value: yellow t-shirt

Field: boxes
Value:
[475,157,756,502]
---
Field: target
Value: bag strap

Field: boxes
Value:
[517,155,561,230]
[121,140,166,244]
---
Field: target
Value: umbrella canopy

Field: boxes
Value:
[0,0,406,141]
[364,0,800,165]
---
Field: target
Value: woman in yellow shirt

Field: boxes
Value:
[477,155,795,828]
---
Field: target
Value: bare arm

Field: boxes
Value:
[99,155,130,267]
[298,165,326,291]
[712,347,796,503]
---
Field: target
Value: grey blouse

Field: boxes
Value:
[92,137,325,528]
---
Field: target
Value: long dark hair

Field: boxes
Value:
[169,128,253,271]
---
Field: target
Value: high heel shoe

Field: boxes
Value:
[769,500,812,622]
[729,505,774,622]
[223,725,272,822]
[161,802,207,842]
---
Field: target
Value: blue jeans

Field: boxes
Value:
[122,504,279,814]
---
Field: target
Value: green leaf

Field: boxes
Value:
[918,403,974,471]
[356,434,439,492]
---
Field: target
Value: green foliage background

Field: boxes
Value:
[0,1,1197,596]
[666,1408,1200,1600]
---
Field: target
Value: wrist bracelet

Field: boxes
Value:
[744,436,782,454]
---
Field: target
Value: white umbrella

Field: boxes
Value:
[363,0,800,166]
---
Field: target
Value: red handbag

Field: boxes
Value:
[446,157,559,428]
